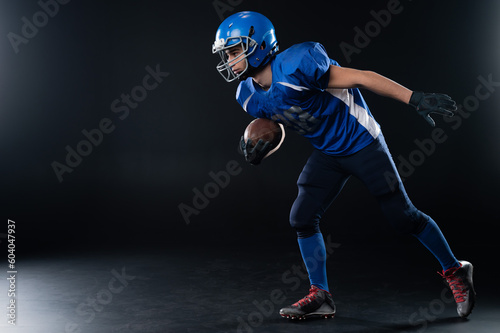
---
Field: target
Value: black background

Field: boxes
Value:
[1,0,499,257]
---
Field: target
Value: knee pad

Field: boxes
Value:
[383,205,428,235]
[289,212,321,238]
[293,225,321,239]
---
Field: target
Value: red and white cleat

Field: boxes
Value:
[279,285,336,320]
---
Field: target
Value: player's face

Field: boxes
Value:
[225,45,246,75]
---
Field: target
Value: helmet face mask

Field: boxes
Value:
[212,11,278,83]
[213,36,258,82]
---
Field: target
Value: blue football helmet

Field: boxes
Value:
[212,11,279,82]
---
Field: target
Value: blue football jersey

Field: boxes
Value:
[236,42,381,156]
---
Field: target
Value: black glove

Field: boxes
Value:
[409,91,457,127]
[239,136,272,165]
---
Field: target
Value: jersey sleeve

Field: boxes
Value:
[287,42,332,91]
[235,79,265,118]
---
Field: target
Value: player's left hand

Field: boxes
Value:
[239,136,272,165]
[409,91,457,127]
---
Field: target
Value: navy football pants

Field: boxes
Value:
[290,134,459,273]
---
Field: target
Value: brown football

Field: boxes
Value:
[243,118,285,157]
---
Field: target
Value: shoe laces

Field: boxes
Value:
[439,267,467,303]
[293,286,320,307]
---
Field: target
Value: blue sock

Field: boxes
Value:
[297,233,329,292]
[414,218,460,271]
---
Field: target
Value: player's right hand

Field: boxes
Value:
[239,136,272,165]
[409,91,457,127]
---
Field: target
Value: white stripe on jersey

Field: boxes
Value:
[276,82,310,91]
[236,83,254,113]
[326,88,380,139]
[242,93,254,112]
[236,82,242,100]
